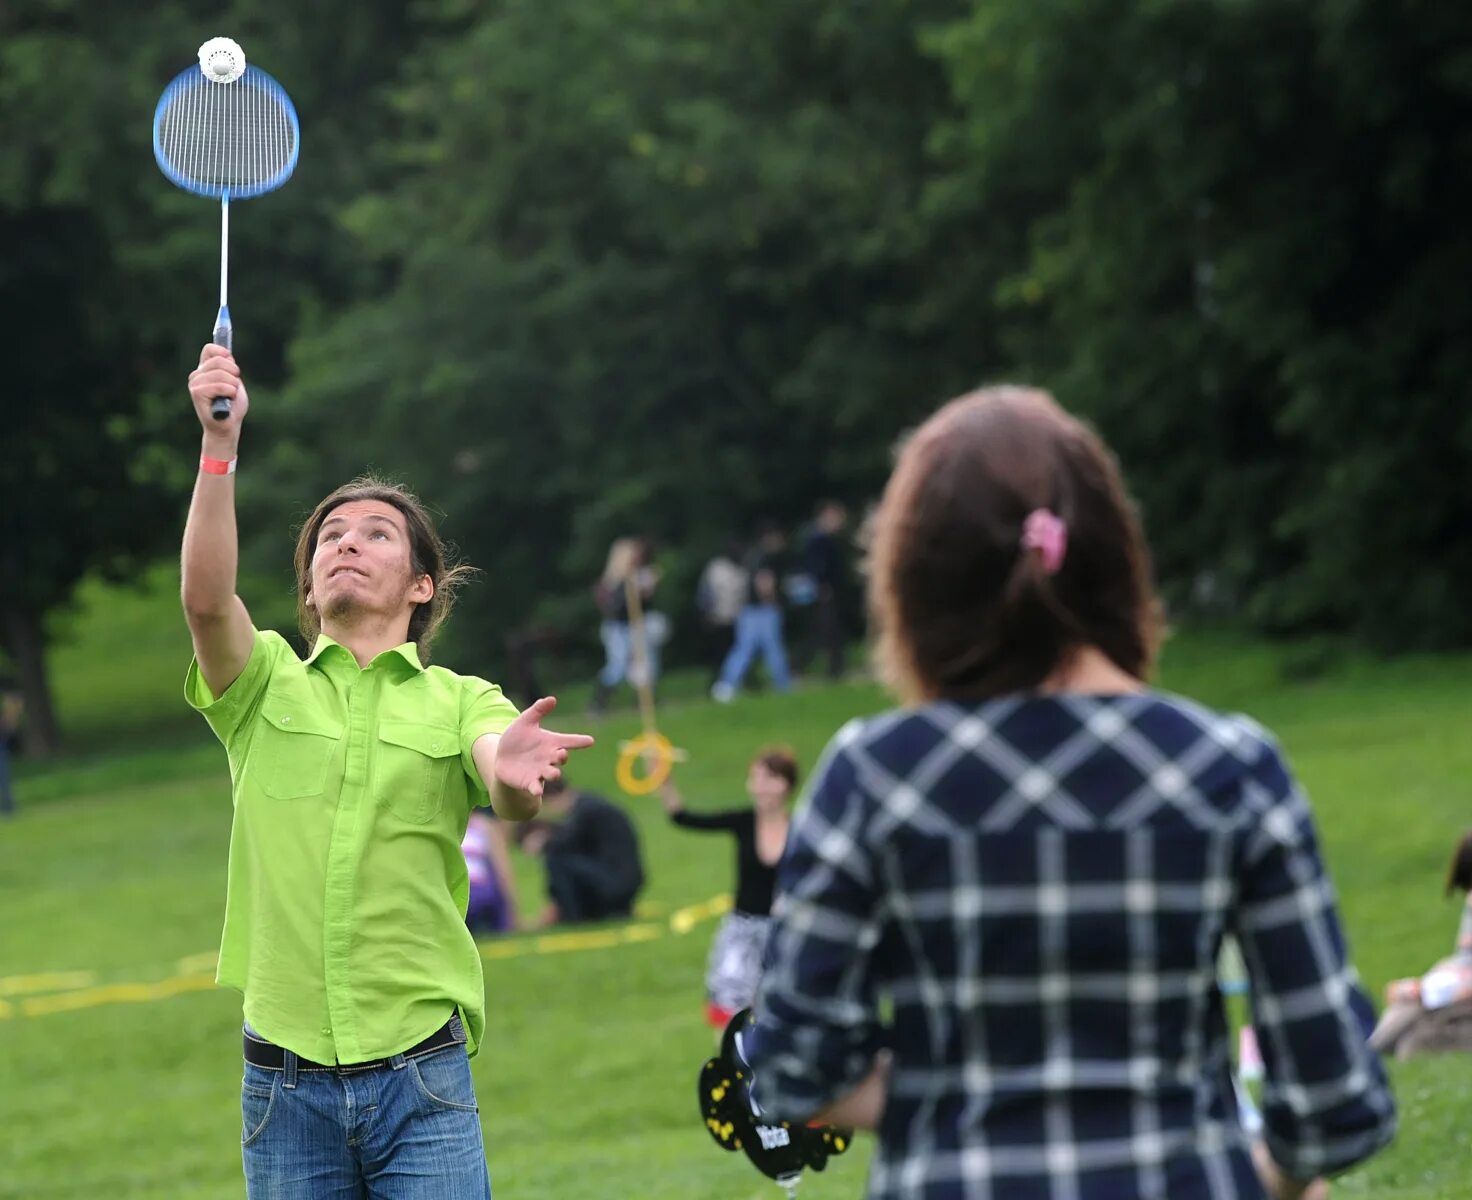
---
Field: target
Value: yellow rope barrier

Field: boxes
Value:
[0,894,734,1021]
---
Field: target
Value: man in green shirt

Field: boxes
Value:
[183,344,594,1199]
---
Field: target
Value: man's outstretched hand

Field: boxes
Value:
[493,697,594,798]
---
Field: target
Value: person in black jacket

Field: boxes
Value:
[517,779,645,926]
[794,500,851,680]
[659,746,799,1027]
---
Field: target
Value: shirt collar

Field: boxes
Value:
[306,632,425,673]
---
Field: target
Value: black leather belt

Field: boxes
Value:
[243,1016,463,1072]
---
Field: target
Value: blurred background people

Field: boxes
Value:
[696,540,749,684]
[712,522,791,702]
[1371,830,1472,1058]
[591,536,664,715]
[792,500,851,681]
[462,808,519,935]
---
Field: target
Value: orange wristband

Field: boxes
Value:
[200,455,237,476]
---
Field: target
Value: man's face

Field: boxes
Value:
[308,500,432,629]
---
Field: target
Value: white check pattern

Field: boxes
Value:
[751,693,1396,1199]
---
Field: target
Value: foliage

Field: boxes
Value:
[3,0,1470,746]
[926,0,1472,646]
[248,0,973,665]
[262,0,1472,659]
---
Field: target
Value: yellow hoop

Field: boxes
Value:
[616,731,676,796]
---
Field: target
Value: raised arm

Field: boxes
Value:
[657,776,689,818]
[180,345,255,699]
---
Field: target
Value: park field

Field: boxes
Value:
[2,571,1470,1198]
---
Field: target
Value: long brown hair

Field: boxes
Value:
[867,385,1163,703]
[292,475,475,662]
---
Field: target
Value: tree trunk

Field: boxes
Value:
[1,605,61,756]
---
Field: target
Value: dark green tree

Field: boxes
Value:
[256,0,975,669]
[0,0,424,750]
[927,0,1472,645]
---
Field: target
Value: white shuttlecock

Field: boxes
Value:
[198,37,246,84]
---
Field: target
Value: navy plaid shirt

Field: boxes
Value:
[750,693,1395,1199]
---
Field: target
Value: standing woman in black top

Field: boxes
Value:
[660,747,799,1028]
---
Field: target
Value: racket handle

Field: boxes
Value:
[210,307,234,421]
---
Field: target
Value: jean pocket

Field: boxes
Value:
[409,1046,479,1112]
[378,722,459,824]
[241,1070,278,1147]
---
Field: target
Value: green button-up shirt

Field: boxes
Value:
[186,628,519,1063]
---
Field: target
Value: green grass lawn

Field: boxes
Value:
[3,572,1471,1198]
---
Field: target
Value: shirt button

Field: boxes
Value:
[281,715,292,725]
[431,742,441,751]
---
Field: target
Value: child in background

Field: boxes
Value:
[1372,830,1472,1055]
[660,747,798,1029]
[462,808,519,934]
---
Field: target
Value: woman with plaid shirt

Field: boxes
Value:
[747,387,1395,1199]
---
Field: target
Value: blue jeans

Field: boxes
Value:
[598,619,664,687]
[241,1042,492,1199]
[717,605,791,692]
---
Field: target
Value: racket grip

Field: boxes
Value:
[211,307,233,421]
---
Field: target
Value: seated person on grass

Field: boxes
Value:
[1372,830,1472,1057]
[462,808,519,934]
[515,778,644,927]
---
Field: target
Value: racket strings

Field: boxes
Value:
[156,72,296,195]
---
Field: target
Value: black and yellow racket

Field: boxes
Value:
[696,1008,852,1196]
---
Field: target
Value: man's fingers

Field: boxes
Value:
[552,732,595,750]
[541,766,562,784]
[198,343,236,366]
[553,748,568,767]
[192,353,240,376]
[193,377,239,399]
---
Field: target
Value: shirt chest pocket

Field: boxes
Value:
[252,710,343,800]
[378,721,461,824]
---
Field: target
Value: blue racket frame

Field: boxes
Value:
[151,65,300,200]
[152,61,299,419]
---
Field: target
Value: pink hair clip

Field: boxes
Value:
[1021,508,1067,574]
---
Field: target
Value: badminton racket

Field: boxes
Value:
[153,37,299,419]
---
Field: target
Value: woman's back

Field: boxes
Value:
[756,691,1392,1198]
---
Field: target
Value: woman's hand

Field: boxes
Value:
[1252,1141,1329,1200]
